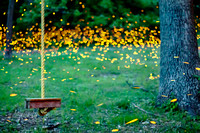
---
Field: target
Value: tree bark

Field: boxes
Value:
[157,0,200,115]
[5,0,15,59]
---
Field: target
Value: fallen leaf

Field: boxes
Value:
[196,68,200,71]
[95,121,100,124]
[132,86,140,89]
[183,62,189,64]
[170,99,177,102]
[161,95,168,97]
[125,119,138,124]
[97,103,103,106]
[150,121,156,124]
[10,94,17,97]
[112,129,119,132]
[70,91,76,93]
[174,56,179,58]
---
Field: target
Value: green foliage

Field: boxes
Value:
[2,0,200,32]
[161,99,179,113]
[134,0,158,8]
[116,99,130,109]
[110,113,140,125]
[74,9,82,17]
[15,0,159,31]
[99,0,114,13]
[89,15,109,27]
[193,75,200,80]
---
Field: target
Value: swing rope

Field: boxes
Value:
[25,2,61,112]
[41,0,45,99]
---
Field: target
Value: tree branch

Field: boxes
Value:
[131,103,162,117]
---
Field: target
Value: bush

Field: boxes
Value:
[15,0,159,31]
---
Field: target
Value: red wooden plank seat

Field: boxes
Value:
[25,98,61,109]
[25,98,61,116]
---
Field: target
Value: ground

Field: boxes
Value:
[0,45,200,132]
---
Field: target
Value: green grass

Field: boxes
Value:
[0,45,200,132]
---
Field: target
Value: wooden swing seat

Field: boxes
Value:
[25,98,61,109]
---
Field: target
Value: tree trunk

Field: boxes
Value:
[5,0,15,59]
[157,0,200,115]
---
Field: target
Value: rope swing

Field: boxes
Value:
[41,0,45,99]
[25,0,61,116]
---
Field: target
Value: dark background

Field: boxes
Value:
[1,0,200,32]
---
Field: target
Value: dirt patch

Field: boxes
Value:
[0,109,62,132]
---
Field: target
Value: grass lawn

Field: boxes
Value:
[0,45,200,132]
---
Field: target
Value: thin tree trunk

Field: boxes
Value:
[5,0,15,59]
[157,0,200,115]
